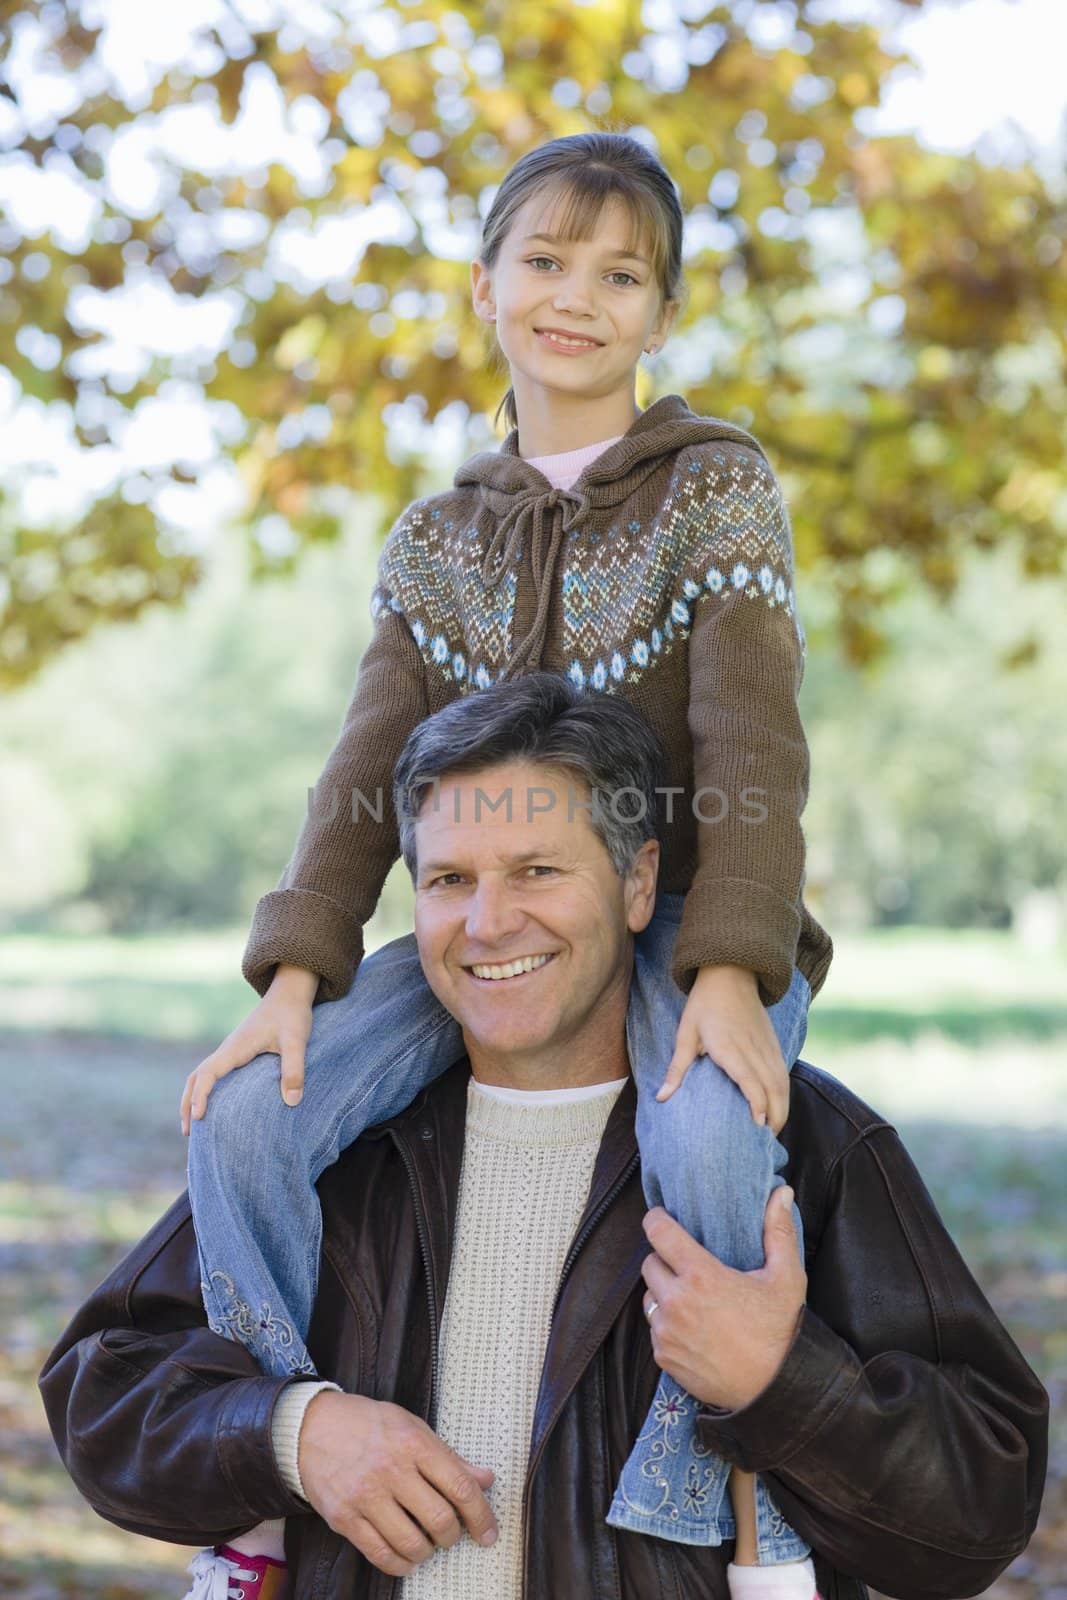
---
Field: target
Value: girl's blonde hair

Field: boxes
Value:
[477,131,689,435]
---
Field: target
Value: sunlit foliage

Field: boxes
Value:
[1,0,1064,683]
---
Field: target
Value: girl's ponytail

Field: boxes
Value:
[493,386,518,436]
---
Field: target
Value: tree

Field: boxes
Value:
[1,0,1064,685]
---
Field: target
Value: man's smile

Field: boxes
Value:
[464,952,559,983]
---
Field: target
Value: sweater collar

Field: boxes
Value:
[453,393,768,678]
[453,392,767,512]
[382,1056,641,1302]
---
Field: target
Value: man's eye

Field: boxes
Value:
[430,873,462,887]
[525,865,555,877]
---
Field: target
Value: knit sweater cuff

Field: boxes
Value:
[672,876,800,1007]
[270,1380,343,1500]
[242,889,365,1002]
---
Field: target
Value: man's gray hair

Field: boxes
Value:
[393,671,666,880]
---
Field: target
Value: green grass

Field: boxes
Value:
[0,915,408,1040]
[2,921,1064,1031]
[2,923,1065,1127]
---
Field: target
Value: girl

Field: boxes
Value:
[182,130,832,1600]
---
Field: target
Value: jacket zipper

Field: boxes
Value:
[521,1150,639,1597]
[368,1135,442,1600]
[550,1150,640,1323]
[310,1135,441,1600]
[393,1133,440,1429]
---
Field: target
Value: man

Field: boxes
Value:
[40,674,1047,1600]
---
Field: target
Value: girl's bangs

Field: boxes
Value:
[524,175,666,282]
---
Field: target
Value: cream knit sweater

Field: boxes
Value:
[272,1075,626,1598]
[404,1076,625,1599]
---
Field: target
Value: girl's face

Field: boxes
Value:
[471,189,675,403]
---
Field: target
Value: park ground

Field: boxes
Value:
[1,925,1064,1598]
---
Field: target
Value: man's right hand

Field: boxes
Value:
[179,963,320,1135]
[298,1391,498,1577]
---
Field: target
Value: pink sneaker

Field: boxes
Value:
[182,1545,290,1599]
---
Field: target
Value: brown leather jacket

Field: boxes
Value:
[40,1059,1047,1600]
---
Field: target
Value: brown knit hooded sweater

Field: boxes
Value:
[243,393,832,1010]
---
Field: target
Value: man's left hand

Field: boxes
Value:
[640,1186,807,1411]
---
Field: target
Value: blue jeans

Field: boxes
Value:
[607,891,811,1558]
[188,890,810,1560]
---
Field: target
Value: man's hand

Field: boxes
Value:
[298,1391,498,1578]
[640,1186,806,1411]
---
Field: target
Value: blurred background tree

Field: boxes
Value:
[1,0,1064,686]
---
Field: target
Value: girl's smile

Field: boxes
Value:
[534,328,603,354]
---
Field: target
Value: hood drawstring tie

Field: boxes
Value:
[480,486,590,678]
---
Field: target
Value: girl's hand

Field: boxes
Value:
[179,963,319,1136]
[657,963,790,1133]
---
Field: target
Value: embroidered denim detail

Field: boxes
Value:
[604,956,817,1553]
[754,1476,813,1563]
[606,1368,813,1554]
[682,1456,720,1516]
[203,1271,317,1376]
[605,1377,727,1537]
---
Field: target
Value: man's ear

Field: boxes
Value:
[625,839,660,935]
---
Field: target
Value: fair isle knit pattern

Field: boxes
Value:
[371,444,802,698]
[400,1078,625,1600]
[242,393,833,1013]
[373,537,518,694]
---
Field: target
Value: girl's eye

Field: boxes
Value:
[525,257,638,287]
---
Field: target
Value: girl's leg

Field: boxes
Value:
[605,893,812,1560]
[187,931,464,1378]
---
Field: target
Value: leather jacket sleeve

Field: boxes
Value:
[696,1121,1049,1598]
[37,1195,312,1546]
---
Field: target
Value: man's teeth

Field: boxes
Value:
[470,953,554,981]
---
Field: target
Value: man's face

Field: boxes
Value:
[412,760,658,1079]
